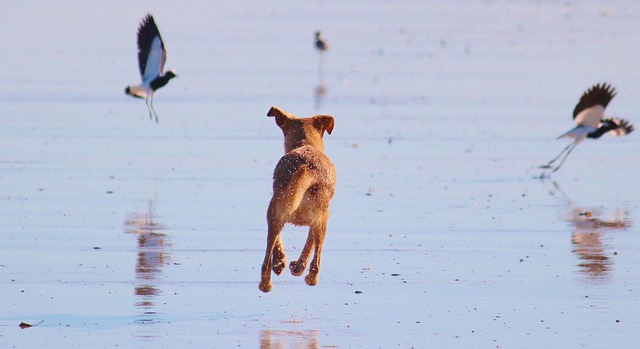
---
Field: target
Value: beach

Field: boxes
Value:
[1,1,639,348]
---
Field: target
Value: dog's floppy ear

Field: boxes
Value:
[312,115,334,135]
[267,106,295,129]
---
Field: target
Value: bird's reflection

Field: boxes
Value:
[125,200,170,327]
[314,58,328,110]
[314,83,327,110]
[548,181,631,281]
[260,329,320,349]
[314,31,328,110]
[569,208,629,279]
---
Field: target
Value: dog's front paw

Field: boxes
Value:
[259,280,273,293]
[289,261,306,276]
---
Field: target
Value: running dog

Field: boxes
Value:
[259,106,336,293]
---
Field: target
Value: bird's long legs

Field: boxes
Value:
[549,142,578,173]
[540,139,578,174]
[145,95,153,120]
[145,93,159,123]
[540,140,576,169]
[149,96,159,123]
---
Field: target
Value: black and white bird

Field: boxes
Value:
[125,14,177,123]
[315,31,328,53]
[540,83,634,174]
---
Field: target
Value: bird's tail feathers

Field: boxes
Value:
[125,85,147,99]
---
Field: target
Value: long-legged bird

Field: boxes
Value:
[125,14,177,123]
[541,83,633,174]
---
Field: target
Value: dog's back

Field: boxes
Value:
[270,145,336,227]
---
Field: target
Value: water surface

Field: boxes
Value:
[1,1,639,348]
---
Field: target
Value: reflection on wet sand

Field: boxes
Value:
[569,208,629,280]
[125,200,170,328]
[314,83,327,110]
[260,329,320,349]
[549,181,631,280]
[314,51,327,110]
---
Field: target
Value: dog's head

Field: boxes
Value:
[268,106,334,153]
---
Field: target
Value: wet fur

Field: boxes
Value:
[259,106,336,293]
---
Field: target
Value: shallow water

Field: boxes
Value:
[1,1,640,348]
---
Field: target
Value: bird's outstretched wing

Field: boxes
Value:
[137,14,167,84]
[604,118,634,137]
[572,83,616,127]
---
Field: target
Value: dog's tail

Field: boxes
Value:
[272,164,314,217]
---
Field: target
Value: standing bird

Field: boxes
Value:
[540,83,634,174]
[315,31,328,53]
[125,14,177,123]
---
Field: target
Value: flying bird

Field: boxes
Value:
[125,14,177,123]
[540,83,633,174]
[315,31,328,53]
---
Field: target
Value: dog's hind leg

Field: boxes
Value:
[271,235,287,275]
[289,233,315,276]
[305,219,328,286]
[259,213,285,293]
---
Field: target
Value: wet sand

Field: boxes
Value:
[1,1,639,348]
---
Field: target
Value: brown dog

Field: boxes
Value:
[259,106,336,293]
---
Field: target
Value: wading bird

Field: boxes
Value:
[315,31,328,53]
[540,83,633,174]
[125,14,177,123]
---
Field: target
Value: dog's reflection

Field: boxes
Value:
[125,200,169,324]
[259,329,319,349]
